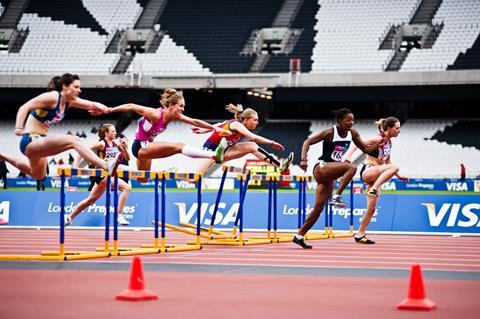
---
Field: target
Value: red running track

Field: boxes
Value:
[0,229,479,271]
[0,229,479,319]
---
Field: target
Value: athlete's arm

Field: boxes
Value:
[300,128,332,171]
[70,98,109,115]
[344,136,379,162]
[110,103,161,123]
[117,138,131,162]
[14,92,58,135]
[351,129,381,154]
[229,121,284,150]
[178,114,230,134]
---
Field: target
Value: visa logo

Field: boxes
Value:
[422,203,480,227]
[175,180,195,189]
[50,178,69,188]
[380,181,396,191]
[174,202,239,226]
[446,182,468,192]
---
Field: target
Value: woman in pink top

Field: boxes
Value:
[109,88,228,182]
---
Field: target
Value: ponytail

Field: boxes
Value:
[375,116,399,132]
[160,88,183,107]
[225,103,244,119]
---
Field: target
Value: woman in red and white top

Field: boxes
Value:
[193,103,293,176]
[65,123,131,226]
[343,117,408,244]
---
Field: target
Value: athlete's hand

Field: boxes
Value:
[88,102,109,116]
[398,175,409,183]
[192,127,212,134]
[119,138,128,149]
[270,141,285,151]
[300,160,308,172]
[14,128,24,136]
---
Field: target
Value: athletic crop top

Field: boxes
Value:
[96,140,120,164]
[134,107,170,142]
[319,125,352,162]
[367,133,391,161]
[206,119,242,145]
[30,92,67,127]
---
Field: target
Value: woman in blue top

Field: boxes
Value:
[0,73,122,180]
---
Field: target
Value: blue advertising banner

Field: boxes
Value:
[0,190,479,234]
[3,177,478,192]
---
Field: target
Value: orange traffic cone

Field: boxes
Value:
[116,256,158,301]
[397,264,436,311]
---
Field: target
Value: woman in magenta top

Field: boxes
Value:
[109,88,228,182]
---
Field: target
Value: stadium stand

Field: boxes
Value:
[1,117,480,179]
[0,0,479,74]
[448,29,480,70]
[127,34,211,75]
[311,0,418,73]
[401,0,480,71]
[25,0,107,35]
[262,0,319,73]
[430,120,480,150]
[154,0,282,73]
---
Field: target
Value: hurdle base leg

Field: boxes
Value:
[41,251,110,260]
[188,238,272,246]
[0,254,67,261]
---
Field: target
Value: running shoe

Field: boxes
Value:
[214,138,228,164]
[366,188,378,198]
[64,214,72,227]
[107,153,123,176]
[117,215,130,226]
[292,236,312,249]
[355,235,375,244]
[279,152,294,172]
[329,195,346,208]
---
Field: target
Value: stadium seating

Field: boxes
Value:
[262,0,319,73]
[311,0,418,73]
[0,0,479,74]
[127,34,211,75]
[401,0,480,71]
[3,118,478,179]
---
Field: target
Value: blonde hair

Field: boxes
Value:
[160,88,184,107]
[225,103,257,121]
[375,117,399,133]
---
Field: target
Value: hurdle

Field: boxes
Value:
[189,170,273,246]
[94,170,161,256]
[140,171,203,252]
[41,167,132,259]
[324,180,355,238]
[0,168,111,261]
[249,174,309,243]
[176,165,247,240]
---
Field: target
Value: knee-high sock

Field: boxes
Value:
[182,145,214,159]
